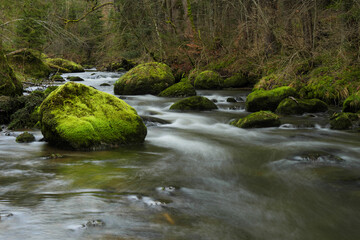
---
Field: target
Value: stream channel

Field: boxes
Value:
[0,70,359,240]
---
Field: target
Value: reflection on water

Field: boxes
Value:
[0,71,359,239]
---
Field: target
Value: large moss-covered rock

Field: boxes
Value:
[194,70,223,89]
[330,112,359,130]
[159,82,196,97]
[224,73,248,88]
[103,58,136,72]
[6,49,51,79]
[246,86,298,112]
[0,52,23,96]
[169,96,218,111]
[45,58,85,73]
[188,68,201,86]
[231,111,281,128]
[0,96,22,124]
[40,82,147,150]
[114,62,175,95]
[276,98,328,115]
[343,91,360,113]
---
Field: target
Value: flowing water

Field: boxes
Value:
[0,71,359,240]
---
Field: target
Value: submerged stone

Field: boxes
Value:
[231,111,281,128]
[40,82,147,150]
[158,82,196,97]
[0,52,23,96]
[170,96,217,111]
[343,91,360,113]
[246,86,298,112]
[16,132,35,143]
[194,70,223,90]
[114,62,175,95]
[276,97,328,115]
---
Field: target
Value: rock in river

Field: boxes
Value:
[114,62,175,95]
[39,82,147,150]
[231,111,281,128]
[170,96,218,111]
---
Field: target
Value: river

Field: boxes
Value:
[0,71,359,240]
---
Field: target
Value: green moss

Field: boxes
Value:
[44,86,58,97]
[51,74,65,82]
[246,86,298,112]
[114,62,175,95]
[158,82,196,97]
[6,49,51,79]
[188,68,201,85]
[0,96,24,124]
[330,112,357,130]
[276,98,328,115]
[0,53,23,97]
[104,59,136,71]
[16,132,35,143]
[231,111,281,128]
[194,70,223,89]
[224,73,248,88]
[45,58,85,73]
[169,96,218,111]
[343,91,360,113]
[40,82,147,150]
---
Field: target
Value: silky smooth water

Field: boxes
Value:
[0,71,359,240]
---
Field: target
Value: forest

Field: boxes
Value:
[0,1,360,240]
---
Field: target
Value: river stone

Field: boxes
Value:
[16,132,35,143]
[224,73,248,88]
[6,49,51,79]
[246,86,298,112]
[51,74,65,82]
[231,111,281,128]
[343,91,360,113]
[158,82,196,97]
[276,97,328,115]
[45,58,85,73]
[67,76,84,82]
[330,112,359,130]
[194,70,223,90]
[0,52,23,96]
[114,62,175,95]
[39,82,147,150]
[170,96,218,111]
[0,96,23,124]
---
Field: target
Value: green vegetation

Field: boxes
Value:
[114,62,175,95]
[159,82,196,97]
[231,111,281,129]
[224,73,248,88]
[0,52,23,96]
[246,87,298,112]
[170,96,217,111]
[343,91,360,113]
[39,82,147,150]
[330,112,359,130]
[45,58,85,73]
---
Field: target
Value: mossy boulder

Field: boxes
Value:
[343,91,360,113]
[51,74,65,82]
[45,58,85,73]
[231,111,281,128]
[39,82,147,150]
[276,98,328,115]
[16,132,35,143]
[104,59,136,72]
[158,82,196,97]
[6,49,51,79]
[188,69,201,85]
[169,96,218,111]
[246,86,298,112]
[114,62,175,95]
[0,96,23,124]
[194,70,223,89]
[67,76,84,82]
[0,52,23,96]
[330,112,359,130]
[224,73,248,88]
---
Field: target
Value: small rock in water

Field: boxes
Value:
[16,132,35,143]
[294,152,344,164]
[82,219,105,229]
[211,99,218,103]
[48,153,64,159]
[226,97,237,103]
[100,83,111,86]
[67,76,84,82]
[91,73,96,76]
[0,213,14,221]
[236,96,244,102]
